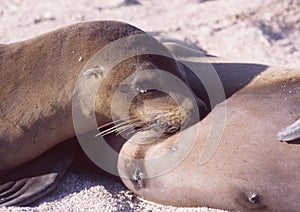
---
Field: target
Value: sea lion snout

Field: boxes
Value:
[124,62,203,135]
[128,90,200,135]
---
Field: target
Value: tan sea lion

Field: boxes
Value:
[118,42,300,211]
[1,20,299,210]
[0,21,206,206]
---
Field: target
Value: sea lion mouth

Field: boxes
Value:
[151,123,180,134]
[96,110,182,138]
[146,111,181,134]
[95,84,187,137]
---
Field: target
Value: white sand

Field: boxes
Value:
[1,0,299,211]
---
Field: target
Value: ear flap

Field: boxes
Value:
[277,119,300,143]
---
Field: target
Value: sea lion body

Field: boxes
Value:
[0,21,201,174]
[118,43,300,211]
[0,21,126,172]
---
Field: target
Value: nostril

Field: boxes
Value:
[165,126,179,134]
[247,192,259,204]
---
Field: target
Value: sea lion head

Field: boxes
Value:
[73,25,207,137]
[94,53,207,136]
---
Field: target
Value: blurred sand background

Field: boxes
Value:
[0,0,299,211]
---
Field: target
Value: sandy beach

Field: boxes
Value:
[1,0,299,211]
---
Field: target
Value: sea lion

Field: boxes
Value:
[118,42,300,211]
[0,21,206,206]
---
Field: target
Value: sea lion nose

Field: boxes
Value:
[164,126,180,134]
[149,118,181,134]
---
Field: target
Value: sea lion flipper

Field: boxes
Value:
[0,173,60,206]
[277,119,300,142]
[0,139,79,206]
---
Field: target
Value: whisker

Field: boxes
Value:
[100,125,133,137]
[97,111,164,130]
[116,114,171,136]
[126,125,151,136]
[116,125,137,136]
[126,128,139,136]
[116,118,157,135]
[96,117,141,136]
[96,118,147,137]
[96,117,144,137]
[95,111,171,137]
[107,119,148,136]
[97,116,139,129]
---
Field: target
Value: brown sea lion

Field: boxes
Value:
[0,21,205,206]
[118,41,300,211]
